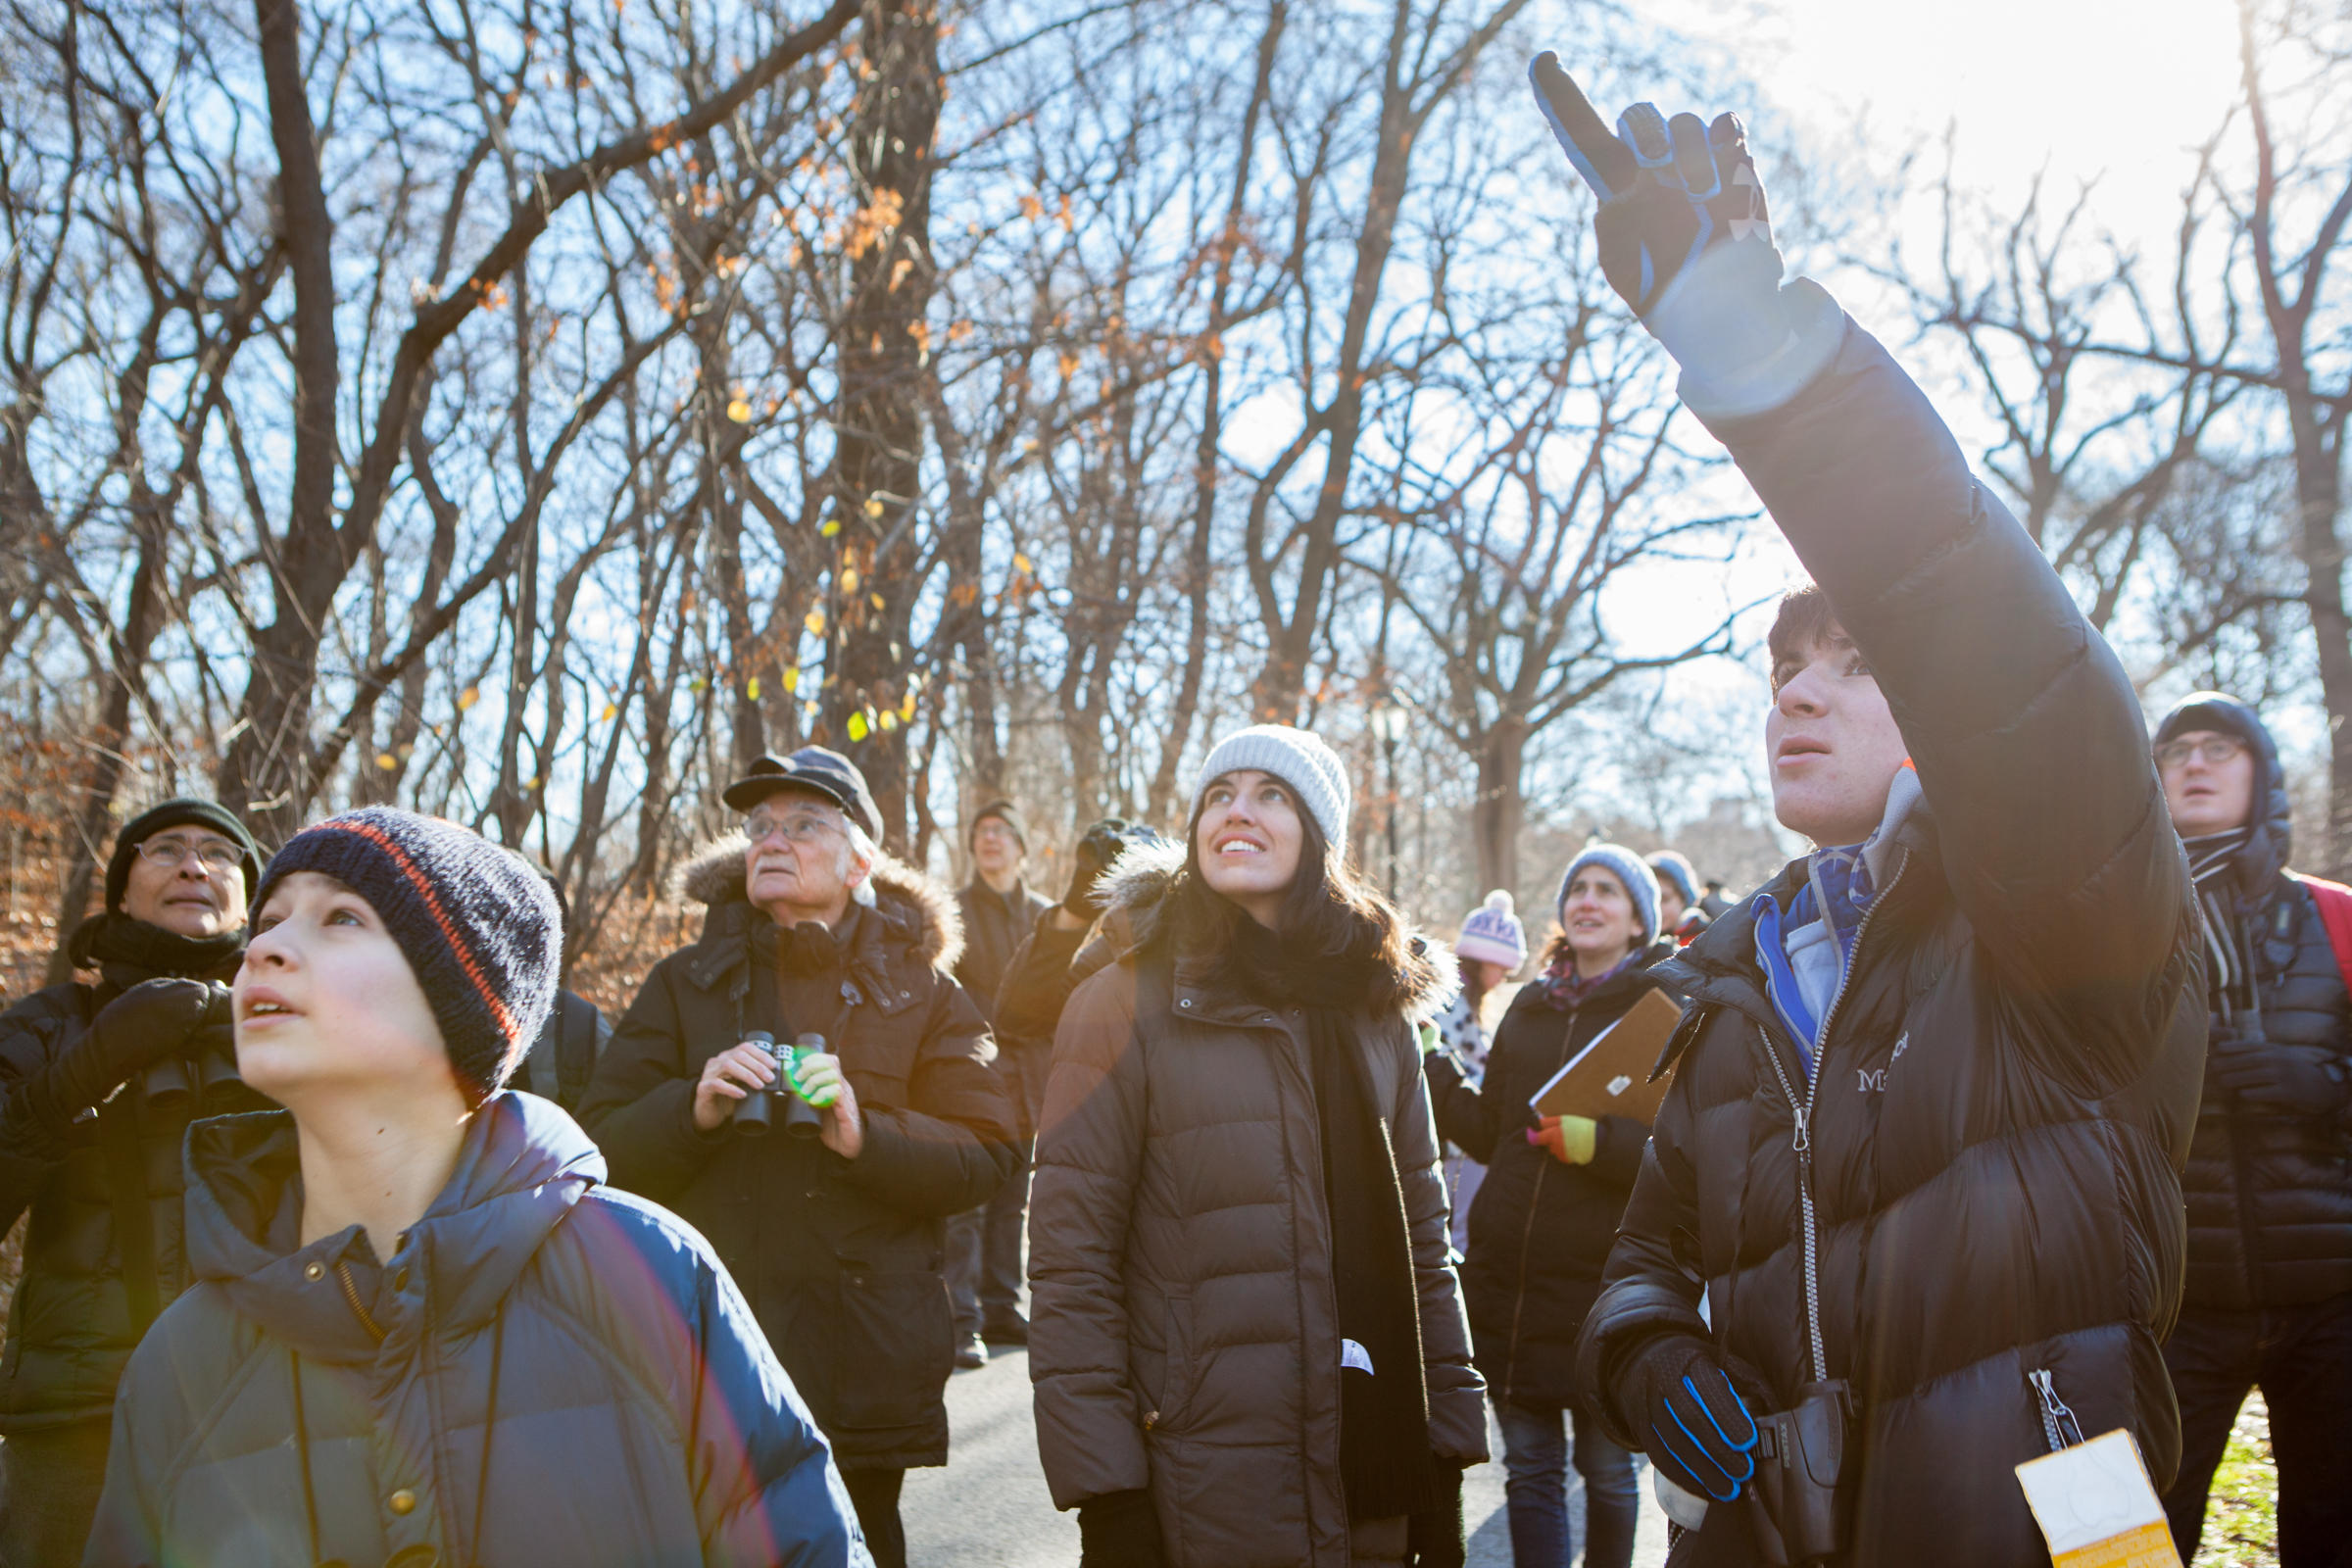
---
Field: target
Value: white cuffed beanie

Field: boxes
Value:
[1558,842,1662,951]
[1455,890,1529,970]
[1192,724,1351,847]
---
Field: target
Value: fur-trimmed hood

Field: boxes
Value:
[1083,839,1457,1021]
[677,835,964,974]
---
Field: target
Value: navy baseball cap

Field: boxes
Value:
[722,748,884,840]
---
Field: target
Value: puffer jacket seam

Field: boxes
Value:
[155,1321,273,1499]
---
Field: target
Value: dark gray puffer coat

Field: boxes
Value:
[2158,692,2352,1311]
[1574,317,2206,1566]
[83,1094,869,1568]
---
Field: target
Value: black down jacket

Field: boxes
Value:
[1573,318,2206,1565]
[577,844,1016,1471]
[0,948,269,1433]
[84,1094,868,1567]
[1425,944,1678,1409]
[2158,692,2352,1311]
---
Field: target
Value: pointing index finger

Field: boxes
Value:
[1530,52,1635,199]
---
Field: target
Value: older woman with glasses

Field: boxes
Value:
[0,800,267,1565]
[578,748,1016,1568]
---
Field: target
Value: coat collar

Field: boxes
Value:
[673,836,963,1010]
[182,1093,604,1362]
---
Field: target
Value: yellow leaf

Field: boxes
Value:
[458,686,480,710]
[726,397,754,423]
[806,608,826,638]
[747,677,761,700]
[820,518,842,537]
[862,497,885,518]
[899,691,918,720]
[600,702,619,721]
[375,752,398,771]
[1019,193,1044,220]
[840,566,861,594]
[1012,552,1033,574]
[783,664,800,693]
[878,710,900,732]
[847,711,870,742]
[869,592,885,611]
[1057,351,1081,378]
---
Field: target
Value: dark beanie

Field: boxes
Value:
[970,798,1028,852]
[106,798,262,911]
[256,808,558,1105]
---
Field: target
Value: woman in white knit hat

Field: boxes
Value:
[1427,891,1530,1253]
[1029,724,1486,1568]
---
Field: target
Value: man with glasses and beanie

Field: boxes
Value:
[2151,694,2352,1566]
[0,798,267,1565]
[578,748,1015,1568]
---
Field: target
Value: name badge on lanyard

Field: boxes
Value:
[2014,1429,2181,1568]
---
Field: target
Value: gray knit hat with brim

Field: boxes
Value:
[1192,724,1351,847]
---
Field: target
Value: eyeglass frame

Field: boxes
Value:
[742,805,851,848]
[133,833,246,877]
[2154,734,2249,772]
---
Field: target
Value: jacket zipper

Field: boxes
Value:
[1497,1005,1576,1408]
[335,1260,387,1345]
[1756,849,1911,1384]
[2027,1367,2084,1452]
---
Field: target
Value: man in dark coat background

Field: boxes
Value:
[945,799,1053,1364]
[577,750,1016,1568]
[1537,60,2205,1565]
[0,800,266,1565]
[2151,692,2352,1565]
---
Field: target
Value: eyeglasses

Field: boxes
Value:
[2155,736,2247,771]
[134,835,244,876]
[744,810,844,847]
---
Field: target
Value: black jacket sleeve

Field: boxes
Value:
[1698,317,2198,1093]
[575,959,727,1203]
[0,986,84,1235]
[1423,1053,1500,1165]
[837,976,1018,1215]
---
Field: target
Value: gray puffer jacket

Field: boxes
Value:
[1028,846,1487,1568]
[83,1094,869,1568]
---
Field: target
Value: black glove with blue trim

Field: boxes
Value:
[1529,52,1842,418]
[1616,1331,1761,1503]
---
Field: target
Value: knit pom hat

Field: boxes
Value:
[256,808,559,1105]
[1454,890,1529,971]
[1558,842,1662,952]
[1192,724,1351,847]
[1646,850,1700,910]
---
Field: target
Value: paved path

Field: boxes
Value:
[905,1345,1671,1566]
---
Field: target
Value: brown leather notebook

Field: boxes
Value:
[1527,988,1684,1125]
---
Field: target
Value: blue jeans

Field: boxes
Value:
[1496,1399,1639,1568]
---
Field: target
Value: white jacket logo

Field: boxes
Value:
[1858,1033,1909,1093]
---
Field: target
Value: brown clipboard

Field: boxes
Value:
[1528,988,1683,1125]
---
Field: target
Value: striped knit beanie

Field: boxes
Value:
[256,808,559,1104]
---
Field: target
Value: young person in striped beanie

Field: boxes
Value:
[87,807,870,1568]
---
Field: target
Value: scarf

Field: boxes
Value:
[2184,827,2255,1018]
[67,909,245,979]
[1527,948,1641,1011]
[1228,925,1436,1522]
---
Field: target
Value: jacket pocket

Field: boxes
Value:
[2025,1366,2086,1453]
[1139,1284,1197,1436]
[831,1270,953,1431]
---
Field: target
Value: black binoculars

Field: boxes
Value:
[733,1031,828,1140]
[143,1027,241,1109]
[1742,1379,1852,1568]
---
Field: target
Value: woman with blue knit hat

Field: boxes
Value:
[1424,842,1679,1568]
[1030,723,1486,1568]
[85,807,869,1568]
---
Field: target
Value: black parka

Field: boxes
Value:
[577,844,1017,1471]
[0,947,268,1433]
[2160,693,2352,1311]
[1425,944,1676,1409]
[1573,318,2206,1565]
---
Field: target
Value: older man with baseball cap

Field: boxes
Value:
[579,747,1016,1568]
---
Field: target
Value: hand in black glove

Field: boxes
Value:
[16,978,227,1134]
[1615,1332,1760,1503]
[1077,1489,1165,1568]
[2211,1035,2350,1115]
[1406,1461,1466,1568]
[1527,53,1842,417]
